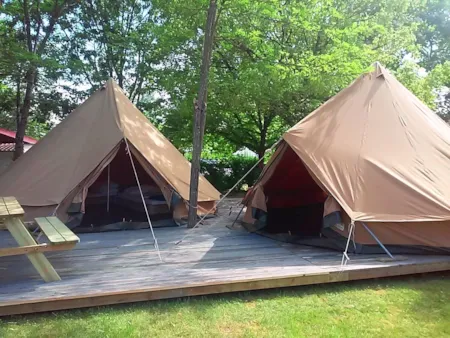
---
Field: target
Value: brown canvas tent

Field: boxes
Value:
[243,63,450,254]
[0,79,220,228]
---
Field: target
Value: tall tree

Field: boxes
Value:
[63,0,167,104]
[415,0,450,71]
[414,0,450,117]
[158,0,422,158]
[188,0,218,227]
[1,0,448,160]
[1,0,79,159]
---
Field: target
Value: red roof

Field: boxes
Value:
[0,128,37,144]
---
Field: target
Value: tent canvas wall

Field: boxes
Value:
[243,63,450,254]
[0,79,220,228]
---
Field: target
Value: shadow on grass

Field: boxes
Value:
[3,270,449,325]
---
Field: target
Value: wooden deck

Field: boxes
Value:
[1,201,450,316]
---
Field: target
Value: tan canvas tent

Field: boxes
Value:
[0,79,220,228]
[243,63,450,254]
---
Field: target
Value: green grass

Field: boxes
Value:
[1,273,449,338]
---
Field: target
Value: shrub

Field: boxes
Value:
[200,156,261,193]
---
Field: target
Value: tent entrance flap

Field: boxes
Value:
[77,143,175,231]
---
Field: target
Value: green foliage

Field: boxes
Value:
[0,83,16,129]
[0,0,449,158]
[62,0,167,103]
[0,0,79,146]
[415,0,450,71]
[390,60,450,117]
[199,156,261,192]
[157,0,434,157]
[430,61,450,120]
[395,61,439,108]
[25,118,52,140]
[198,134,236,159]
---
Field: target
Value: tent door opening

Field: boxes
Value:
[261,145,327,238]
[77,143,174,232]
[265,203,324,237]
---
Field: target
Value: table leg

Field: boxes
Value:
[5,218,61,282]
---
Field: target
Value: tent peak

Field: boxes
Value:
[99,78,118,91]
[372,61,383,67]
[105,77,118,85]
[372,61,388,78]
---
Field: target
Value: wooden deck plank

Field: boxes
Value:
[0,210,449,316]
[1,258,449,316]
[0,248,303,280]
[0,253,445,290]
[2,254,446,298]
[0,249,397,284]
[0,248,311,277]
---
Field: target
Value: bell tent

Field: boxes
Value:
[0,79,220,229]
[243,63,450,254]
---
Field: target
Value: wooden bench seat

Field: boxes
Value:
[0,197,78,282]
[35,217,79,245]
[0,217,80,258]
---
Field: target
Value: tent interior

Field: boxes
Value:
[262,145,327,238]
[77,143,175,231]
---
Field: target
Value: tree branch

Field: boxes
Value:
[22,0,33,52]
[32,0,42,52]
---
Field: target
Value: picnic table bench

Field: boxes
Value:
[0,197,79,282]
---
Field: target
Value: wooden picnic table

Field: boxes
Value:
[0,197,79,282]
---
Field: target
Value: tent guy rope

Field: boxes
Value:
[106,164,111,212]
[175,138,282,246]
[124,138,162,262]
[341,221,395,266]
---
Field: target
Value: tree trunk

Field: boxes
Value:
[13,67,36,160]
[15,74,21,131]
[117,72,124,88]
[257,126,267,169]
[12,0,68,160]
[188,0,218,228]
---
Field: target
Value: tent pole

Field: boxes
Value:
[107,164,110,213]
[124,138,162,262]
[361,222,394,259]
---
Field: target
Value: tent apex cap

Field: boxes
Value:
[106,77,118,84]
[372,61,388,78]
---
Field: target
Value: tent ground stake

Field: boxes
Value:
[228,205,244,229]
[341,221,355,266]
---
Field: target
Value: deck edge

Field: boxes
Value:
[1,259,449,316]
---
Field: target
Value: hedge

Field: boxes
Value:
[200,156,261,193]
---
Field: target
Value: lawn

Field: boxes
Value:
[0,272,449,338]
